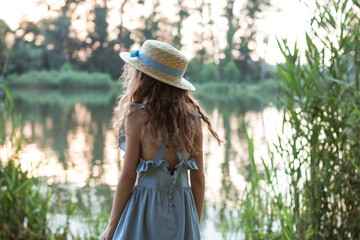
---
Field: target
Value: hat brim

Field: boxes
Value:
[120,52,196,91]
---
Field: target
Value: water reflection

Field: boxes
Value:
[8,88,281,238]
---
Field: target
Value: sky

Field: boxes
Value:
[0,0,313,65]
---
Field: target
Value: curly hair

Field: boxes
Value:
[113,64,222,154]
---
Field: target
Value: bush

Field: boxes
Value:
[223,60,241,82]
[200,63,219,82]
[60,62,73,71]
[6,70,114,89]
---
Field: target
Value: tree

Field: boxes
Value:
[223,0,271,80]
[87,5,109,72]
[6,19,46,74]
[223,0,238,62]
[223,60,241,82]
[43,15,71,69]
[0,19,11,75]
[117,0,133,51]
[200,63,219,82]
[137,0,161,42]
[206,1,219,63]
[186,58,202,83]
[173,0,189,49]
[8,39,45,74]
[236,0,271,75]
[194,0,207,65]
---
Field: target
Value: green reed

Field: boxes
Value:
[0,80,51,238]
[274,0,360,238]
[222,1,360,239]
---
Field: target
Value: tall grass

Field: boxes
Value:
[273,0,360,238]
[223,1,360,239]
[0,78,52,238]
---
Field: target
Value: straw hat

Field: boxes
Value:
[119,40,195,91]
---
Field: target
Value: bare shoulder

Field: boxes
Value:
[124,106,146,138]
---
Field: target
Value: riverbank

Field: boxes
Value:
[8,80,279,113]
[6,70,278,95]
[6,70,116,90]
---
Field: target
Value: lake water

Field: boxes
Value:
[8,87,282,239]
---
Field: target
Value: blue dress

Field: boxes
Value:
[112,104,201,240]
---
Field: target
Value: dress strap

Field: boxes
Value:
[175,151,185,162]
[152,147,169,161]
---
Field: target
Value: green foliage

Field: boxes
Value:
[222,1,360,239]
[10,88,117,107]
[60,62,73,71]
[0,160,51,238]
[0,19,11,36]
[173,0,189,49]
[200,63,219,82]
[92,7,108,45]
[0,84,51,238]
[86,6,116,76]
[223,60,241,82]
[223,0,271,67]
[44,15,71,70]
[137,0,161,42]
[2,1,268,83]
[194,80,278,98]
[8,39,45,74]
[273,1,360,237]
[186,58,202,83]
[58,71,114,88]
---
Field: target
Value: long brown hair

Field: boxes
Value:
[113,64,222,154]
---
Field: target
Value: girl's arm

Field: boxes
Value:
[190,120,205,223]
[101,116,140,240]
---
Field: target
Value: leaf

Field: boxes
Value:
[14,179,31,194]
[261,156,271,184]
[353,0,360,8]
[305,32,314,49]
[352,102,360,117]
[328,77,347,85]
[2,85,14,106]
[6,191,13,202]
[325,9,336,29]
[349,159,360,175]
[342,0,350,12]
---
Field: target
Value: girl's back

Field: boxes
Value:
[126,104,199,174]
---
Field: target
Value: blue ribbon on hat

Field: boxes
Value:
[130,50,184,78]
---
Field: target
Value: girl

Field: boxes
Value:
[101,40,221,240]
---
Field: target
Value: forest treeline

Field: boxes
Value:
[0,0,273,82]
